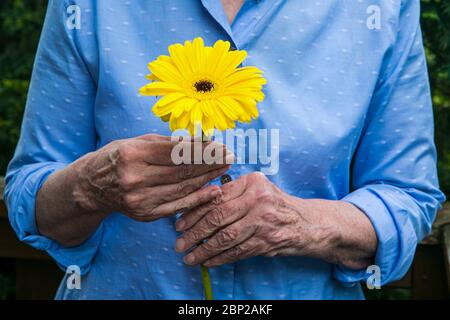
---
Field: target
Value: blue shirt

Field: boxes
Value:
[4,0,445,299]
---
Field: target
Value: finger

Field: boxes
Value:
[152,167,229,215]
[216,174,248,202]
[134,134,172,142]
[263,246,298,257]
[137,141,233,166]
[182,222,257,266]
[180,222,256,265]
[176,194,253,251]
[175,176,247,231]
[125,184,222,222]
[122,165,229,214]
[153,165,230,204]
[137,140,187,165]
[149,184,222,219]
[142,162,232,187]
[202,239,261,267]
[175,198,221,232]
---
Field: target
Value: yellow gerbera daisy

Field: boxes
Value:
[139,37,266,136]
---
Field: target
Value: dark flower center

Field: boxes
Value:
[194,79,214,93]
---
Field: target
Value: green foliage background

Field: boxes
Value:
[421,0,450,197]
[0,0,48,173]
[0,0,448,300]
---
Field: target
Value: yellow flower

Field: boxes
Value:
[139,37,266,136]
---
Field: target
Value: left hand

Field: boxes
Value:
[174,172,334,267]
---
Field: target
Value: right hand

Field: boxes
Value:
[73,134,233,222]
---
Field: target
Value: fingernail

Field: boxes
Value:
[176,219,185,231]
[175,238,186,252]
[184,253,195,265]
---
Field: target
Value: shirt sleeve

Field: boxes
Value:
[333,0,446,286]
[3,0,101,275]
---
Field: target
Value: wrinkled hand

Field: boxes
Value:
[175,172,326,267]
[74,133,232,222]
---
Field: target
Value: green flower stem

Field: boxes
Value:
[200,132,214,300]
[200,265,213,300]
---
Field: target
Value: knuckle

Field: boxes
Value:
[186,228,205,244]
[247,172,266,183]
[121,193,141,212]
[116,144,135,164]
[267,230,289,246]
[215,228,238,246]
[173,198,189,212]
[245,173,269,192]
[255,190,273,204]
[176,181,197,197]
[177,165,195,180]
[261,210,280,224]
[118,173,140,191]
[157,189,175,204]
[200,239,216,253]
[226,245,244,258]
[204,208,225,228]
[212,193,223,205]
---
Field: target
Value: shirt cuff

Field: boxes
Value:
[4,162,103,275]
[334,185,416,286]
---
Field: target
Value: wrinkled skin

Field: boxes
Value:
[36,134,232,247]
[176,172,377,270]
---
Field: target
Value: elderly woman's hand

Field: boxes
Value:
[37,133,233,247]
[175,172,377,269]
[73,134,232,222]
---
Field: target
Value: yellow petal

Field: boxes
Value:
[168,43,193,76]
[216,50,247,79]
[207,40,231,74]
[219,106,236,129]
[217,96,244,119]
[202,115,215,136]
[146,73,160,81]
[210,101,230,131]
[171,98,196,118]
[177,109,191,129]
[238,66,264,74]
[183,98,197,112]
[139,82,182,96]
[233,96,259,118]
[193,37,206,73]
[171,101,187,118]
[224,71,267,88]
[154,92,186,107]
[153,100,179,117]
[190,102,203,126]
[226,89,265,102]
[187,122,196,136]
[199,100,213,117]
[169,113,178,131]
[148,60,184,84]
[183,39,197,72]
